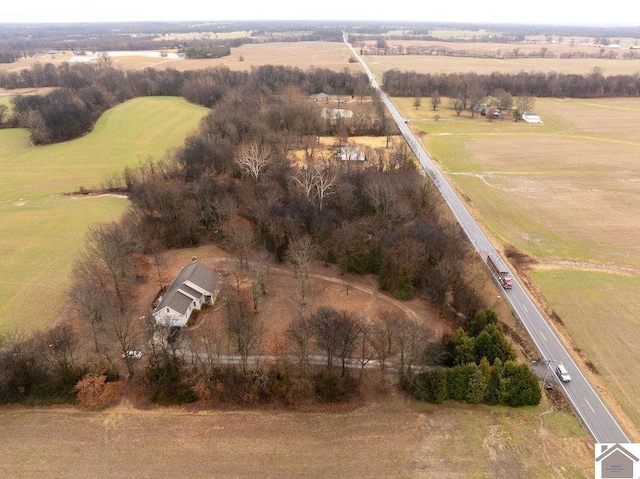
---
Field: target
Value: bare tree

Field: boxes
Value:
[225,292,264,374]
[311,306,363,377]
[290,165,316,206]
[311,164,338,213]
[355,320,375,383]
[451,95,465,116]
[236,142,270,181]
[285,314,315,371]
[221,215,254,266]
[110,312,140,377]
[311,306,341,373]
[84,221,142,311]
[513,95,536,121]
[286,235,317,280]
[430,91,441,111]
[395,318,433,376]
[334,310,364,377]
[38,324,78,379]
[70,253,115,352]
[195,318,223,370]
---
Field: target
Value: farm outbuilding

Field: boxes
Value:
[522,112,543,123]
[152,261,220,327]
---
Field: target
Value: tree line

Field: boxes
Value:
[1,62,371,144]
[382,68,640,98]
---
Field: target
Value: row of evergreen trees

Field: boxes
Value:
[411,311,541,407]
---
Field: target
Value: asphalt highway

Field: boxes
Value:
[346,36,630,444]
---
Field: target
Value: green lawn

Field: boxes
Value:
[0,96,209,332]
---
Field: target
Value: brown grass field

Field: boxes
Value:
[0,41,360,74]
[0,394,594,479]
[361,37,640,78]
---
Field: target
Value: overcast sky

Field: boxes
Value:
[3,0,639,27]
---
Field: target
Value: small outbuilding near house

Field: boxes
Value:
[152,261,220,327]
[522,113,543,123]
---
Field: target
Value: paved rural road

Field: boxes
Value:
[345,36,630,444]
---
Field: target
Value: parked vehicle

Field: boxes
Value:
[167,326,180,343]
[122,350,142,360]
[555,364,571,383]
[486,255,512,289]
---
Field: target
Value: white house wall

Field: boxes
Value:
[153,306,188,327]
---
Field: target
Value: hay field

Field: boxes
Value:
[156,41,360,72]
[394,95,640,435]
[0,41,359,73]
[531,269,640,429]
[0,392,593,479]
[0,97,209,332]
[364,39,640,78]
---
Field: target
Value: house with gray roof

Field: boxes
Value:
[152,261,220,327]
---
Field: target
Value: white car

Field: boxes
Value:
[122,350,142,360]
[555,364,571,383]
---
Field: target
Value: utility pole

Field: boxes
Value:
[542,358,554,386]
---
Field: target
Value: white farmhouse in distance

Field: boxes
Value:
[152,261,220,327]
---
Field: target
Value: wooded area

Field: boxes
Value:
[0,58,543,408]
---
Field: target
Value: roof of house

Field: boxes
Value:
[154,261,218,316]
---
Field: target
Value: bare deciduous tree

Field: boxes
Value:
[513,95,536,121]
[225,292,264,374]
[430,91,441,111]
[286,314,315,371]
[84,220,142,311]
[236,142,270,181]
[221,215,254,266]
[286,235,317,280]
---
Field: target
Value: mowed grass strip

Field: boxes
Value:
[0,97,209,332]
[531,268,640,430]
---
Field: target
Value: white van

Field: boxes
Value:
[555,364,571,383]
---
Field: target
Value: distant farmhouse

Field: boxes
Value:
[152,261,220,327]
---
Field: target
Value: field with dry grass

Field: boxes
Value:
[0,41,359,74]
[389,94,640,439]
[362,38,640,79]
[0,392,594,479]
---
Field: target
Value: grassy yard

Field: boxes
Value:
[390,95,640,437]
[0,97,209,332]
